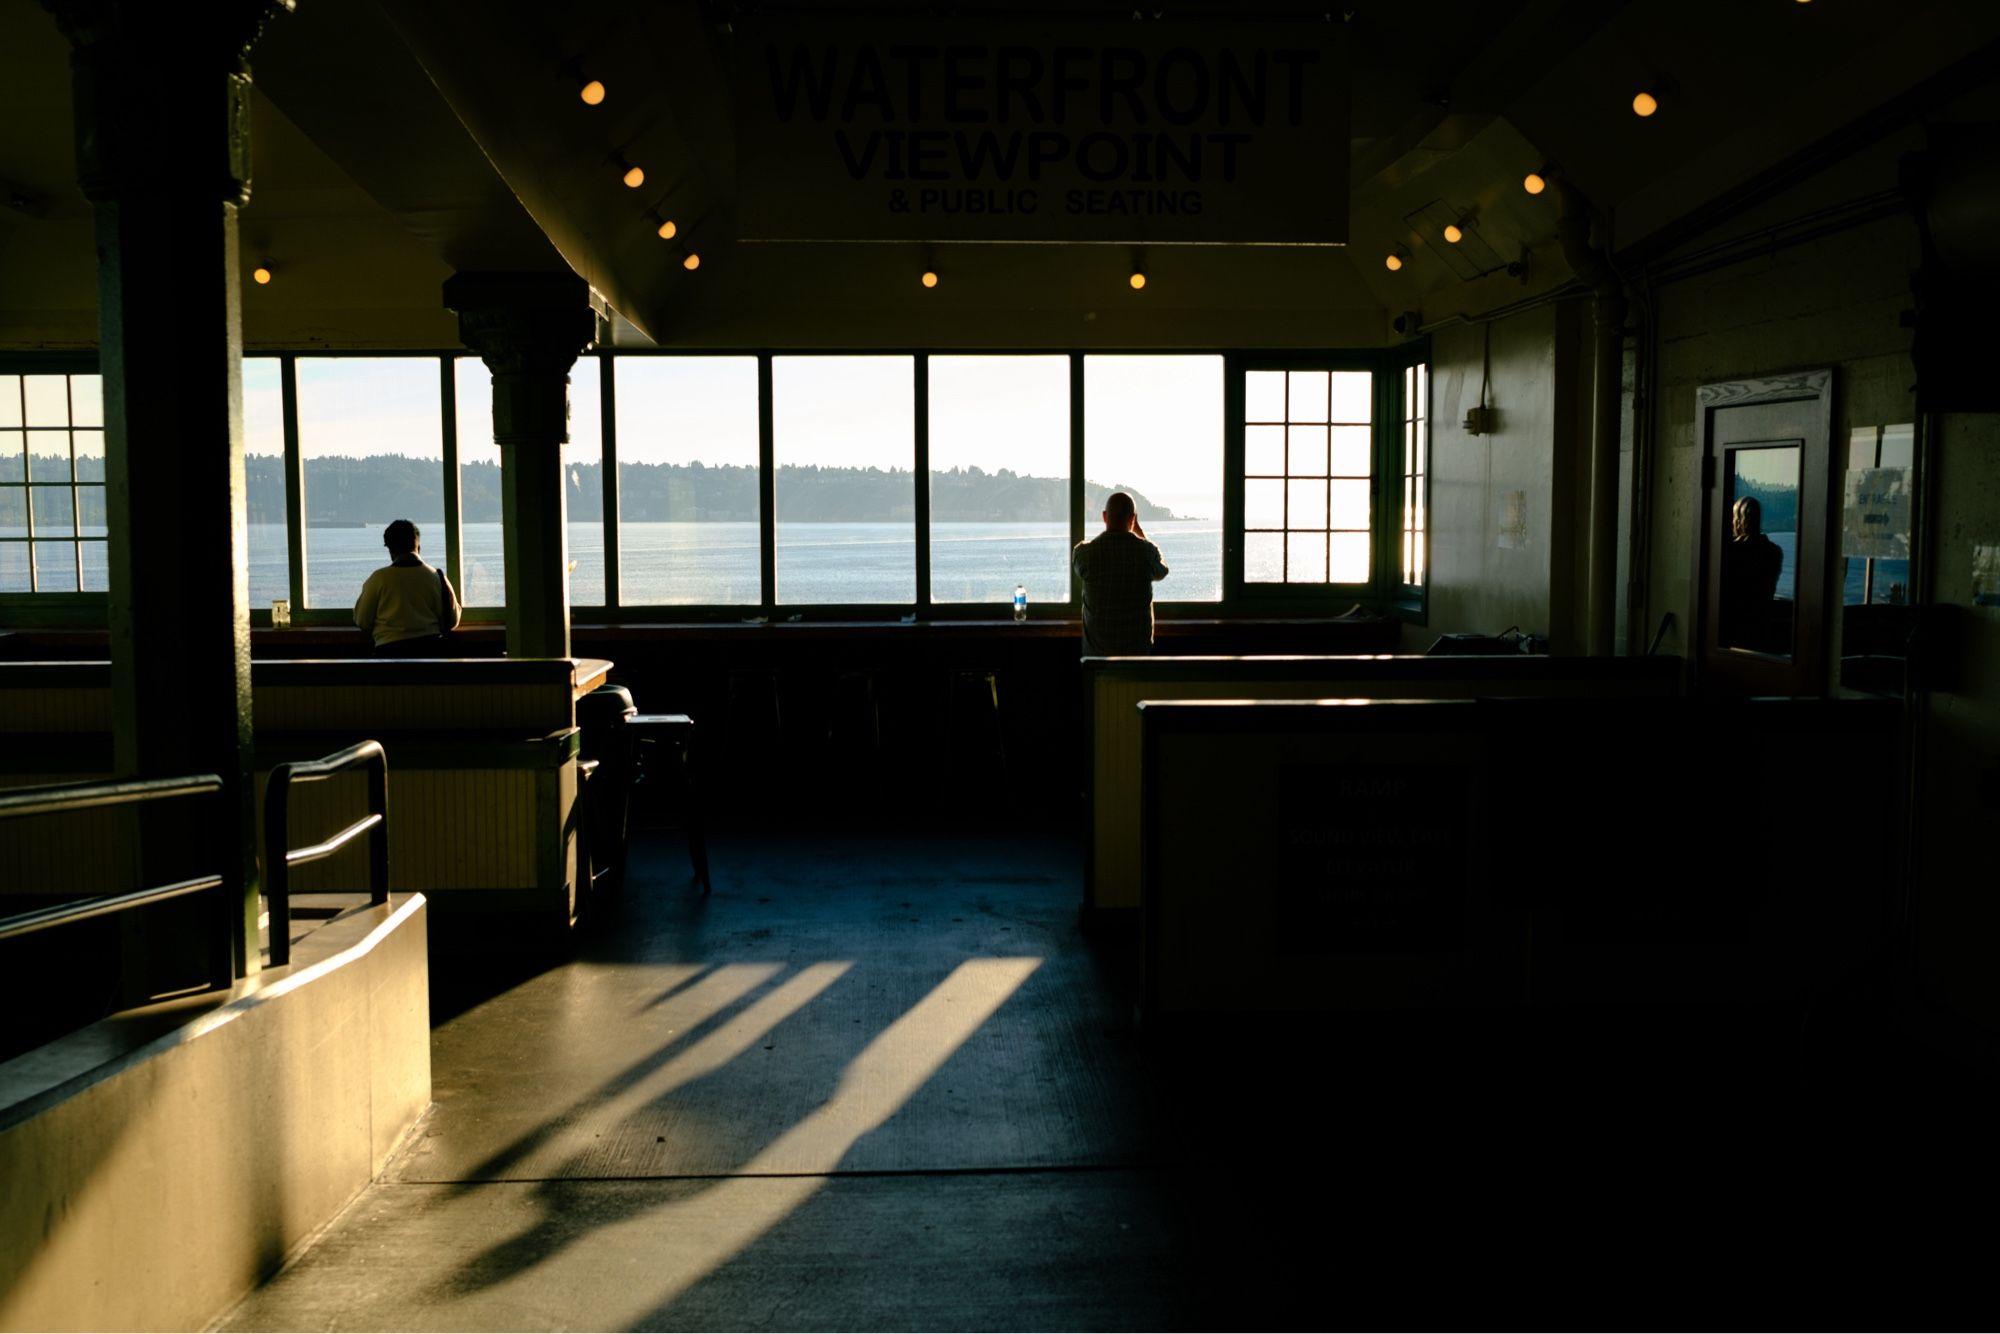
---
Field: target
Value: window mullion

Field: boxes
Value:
[439,357,463,599]
[914,353,930,613]
[1069,354,1085,607]
[757,355,775,615]
[599,354,619,613]
[281,355,306,612]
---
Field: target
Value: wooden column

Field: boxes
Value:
[48,0,291,982]
[443,273,595,660]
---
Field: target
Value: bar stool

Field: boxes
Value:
[629,712,712,894]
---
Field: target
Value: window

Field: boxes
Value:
[774,356,916,606]
[296,358,445,608]
[244,359,290,609]
[1842,423,1913,607]
[1401,363,1428,592]
[0,373,105,594]
[928,356,1070,605]
[1243,368,1372,586]
[1082,356,1223,602]
[453,356,608,609]
[4,346,1431,622]
[615,356,761,606]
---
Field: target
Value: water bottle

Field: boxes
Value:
[1013,584,1027,622]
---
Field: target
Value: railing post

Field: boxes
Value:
[264,764,293,968]
[367,748,390,906]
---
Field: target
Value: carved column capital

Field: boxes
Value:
[444,273,597,448]
[45,0,293,205]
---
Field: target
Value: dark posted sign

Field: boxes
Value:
[1277,764,1470,952]
[733,21,1349,244]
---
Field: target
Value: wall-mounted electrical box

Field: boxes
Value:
[1463,405,1495,435]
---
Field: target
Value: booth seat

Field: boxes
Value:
[0,658,613,940]
[1084,654,1685,915]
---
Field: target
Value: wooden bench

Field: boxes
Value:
[0,657,616,942]
[1084,654,1683,915]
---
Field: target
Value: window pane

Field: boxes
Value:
[77,485,105,536]
[1330,371,1372,423]
[1286,480,1326,531]
[1330,479,1370,530]
[34,541,77,591]
[27,431,69,482]
[1287,371,1328,423]
[453,358,504,607]
[1245,425,1284,476]
[70,375,103,429]
[297,358,444,608]
[23,376,68,426]
[1330,426,1370,476]
[1285,531,1326,583]
[617,356,762,606]
[73,428,102,482]
[1084,356,1223,602]
[0,541,27,590]
[1245,478,1284,530]
[1286,425,1326,476]
[0,432,20,482]
[80,539,107,592]
[1330,531,1371,584]
[929,356,1069,605]
[0,488,21,536]
[243,358,289,609]
[774,356,915,605]
[30,487,74,536]
[1245,371,1285,424]
[567,359,605,608]
[0,377,18,428]
[1245,531,1283,584]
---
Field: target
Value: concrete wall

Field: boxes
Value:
[0,898,430,1333]
[1917,411,2000,1035]
[1410,301,1586,650]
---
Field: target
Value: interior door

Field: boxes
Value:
[1694,371,1833,695]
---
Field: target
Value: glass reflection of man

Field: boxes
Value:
[1720,496,1783,650]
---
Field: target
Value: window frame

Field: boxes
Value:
[0,343,1434,627]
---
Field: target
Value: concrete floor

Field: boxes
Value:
[218,829,1195,1332]
[216,825,1996,1331]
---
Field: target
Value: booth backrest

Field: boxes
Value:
[1137,695,1900,1023]
[1086,654,1684,911]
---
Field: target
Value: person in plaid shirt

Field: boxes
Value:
[1073,491,1169,656]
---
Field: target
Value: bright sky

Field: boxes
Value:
[261,353,1230,519]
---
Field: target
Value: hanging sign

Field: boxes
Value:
[733,21,1350,244]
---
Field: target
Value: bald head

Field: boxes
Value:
[1103,492,1136,532]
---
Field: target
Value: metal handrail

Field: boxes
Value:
[0,773,228,950]
[264,741,389,968]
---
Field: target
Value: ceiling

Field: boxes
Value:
[3,0,1997,351]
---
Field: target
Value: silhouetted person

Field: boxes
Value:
[1719,496,1783,651]
[1073,491,1169,656]
[355,519,461,656]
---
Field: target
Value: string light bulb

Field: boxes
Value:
[1524,172,1547,195]
[656,219,677,240]
[1129,271,1146,290]
[580,80,606,106]
[1632,91,1659,117]
[1443,224,1463,244]
[622,164,645,189]
[682,252,700,271]
[921,270,939,288]
[1385,251,1406,272]
[252,263,273,285]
